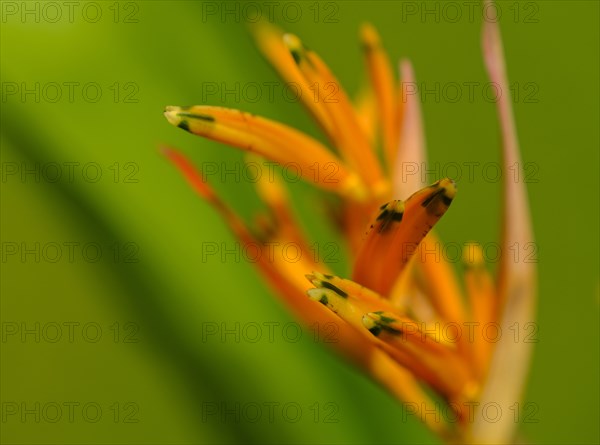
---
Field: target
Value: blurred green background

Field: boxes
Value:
[1,1,598,443]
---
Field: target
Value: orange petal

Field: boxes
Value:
[305,275,434,379]
[363,311,477,404]
[306,273,474,407]
[415,233,471,366]
[416,232,468,325]
[352,179,457,296]
[360,23,399,170]
[305,274,452,435]
[164,105,366,200]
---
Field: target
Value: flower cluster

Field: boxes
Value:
[163,3,536,443]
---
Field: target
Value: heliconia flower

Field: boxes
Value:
[162,2,536,442]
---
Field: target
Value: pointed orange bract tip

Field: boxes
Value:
[353,179,457,296]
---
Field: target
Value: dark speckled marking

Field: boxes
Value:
[178,112,215,122]
[372,312,403,335]
[440,194,453,206]
[368,325,382,336]
[178,120,190,131]
[290,49,302,65]
[375,203,403,233]
[373,311,396,324]
[421,187,453,216]
[318,294,328,305]
[421,188,444,207]
[320,281,347,298]
[377,209,390,221]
